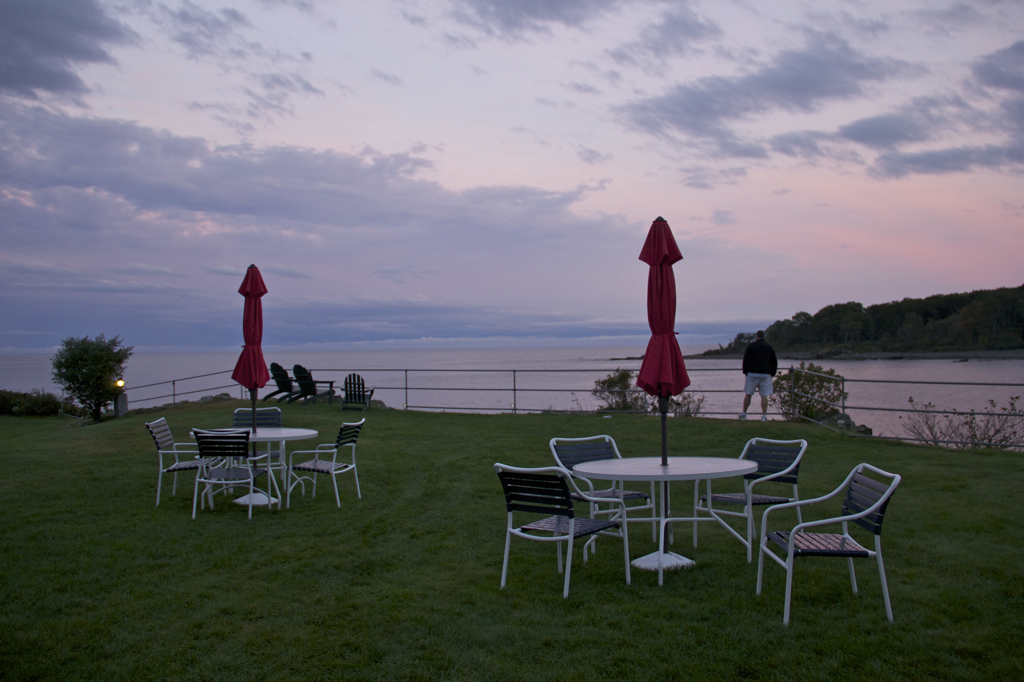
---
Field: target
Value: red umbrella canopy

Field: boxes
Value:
[636,217,691,398]
[231,264,271,391]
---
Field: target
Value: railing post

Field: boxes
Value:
[513,370,517,414]
[404,370,408,410]
[841,376,847,435]
[172,380,176,404]
[788,366,795,420]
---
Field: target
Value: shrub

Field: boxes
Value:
[592,368,648,412]
[771,361,848,422]
[0,389,83,417]
[51,334,133,422]
[592,368,706,415]
[900,395,1022,450]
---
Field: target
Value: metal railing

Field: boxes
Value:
[782,365,1024,450]
[122,364,1023,449]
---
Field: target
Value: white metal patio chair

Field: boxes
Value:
[286,419,364,508]
[495,463,631,598]
[693,438,808,561]
[550,435,657,542]
[145,417,201,507]
[756,463,901,625]
[192,429,279,520]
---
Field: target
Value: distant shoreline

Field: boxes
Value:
[682,349,1024,361]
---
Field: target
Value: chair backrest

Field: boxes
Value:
[194,429,251,459]
[549,436,620,471]
[293,365,315,394]
[344,374,368,400]
[842,464,900,535]
[495,465,574,518]
[741,438,807,484]
[145,417,174,451]
[335,419,365,447]
[270,363,293,391]
[232,407,283,429]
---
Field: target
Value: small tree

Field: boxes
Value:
[592,368,648,412]
[51,335,134,422]
[771,361,847,422]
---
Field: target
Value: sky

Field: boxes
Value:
[1,0,1022,354]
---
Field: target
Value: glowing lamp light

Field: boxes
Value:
[116,379,125,388]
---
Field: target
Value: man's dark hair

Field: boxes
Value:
[755,330,765,340]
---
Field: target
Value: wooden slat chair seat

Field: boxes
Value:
[550,435,657,542]
[756,463,901,625]
[495,464,631,598]
[694,438,808,562]
[192,429,280,520]
[264,363,300,402]
[287,419,364,507]
[341,373,375,411]
[289,365,335,404]
[145,417,202,507]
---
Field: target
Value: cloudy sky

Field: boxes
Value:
[2,0,1022,353]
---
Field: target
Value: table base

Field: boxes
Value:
[631,551,695,572]
[232,493,279,507]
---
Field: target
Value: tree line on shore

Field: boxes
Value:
[706,284,1024,355]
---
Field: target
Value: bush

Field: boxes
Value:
[51,335,133,422]
[592,368,648,412]
[0,389,84,417]
[592,368,706,415]
[899,395,1022,450]
[771,361,848,422]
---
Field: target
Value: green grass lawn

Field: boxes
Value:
[1,401,1021,681]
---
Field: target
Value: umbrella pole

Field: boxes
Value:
[659,395,669,466]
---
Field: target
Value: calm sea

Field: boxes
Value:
[3,347,1022,438]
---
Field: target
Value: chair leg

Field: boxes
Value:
[171,471,178,497]
[621,517,631,586]
[500,528,512,589]
[783,554,795,626]
[745,504,754,563]
[156,471,163,507]
[332,473,341,508]
[556,541,563,574]
[876,541,893,622]
[352,463,361,499]
[563,535,574,598]
[756,539,766,594]
[847,557,859,595]
[191,475,201,519]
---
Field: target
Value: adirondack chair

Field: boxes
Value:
[341,373,375,411]
[289,365,335,404]
[263,363,300,402]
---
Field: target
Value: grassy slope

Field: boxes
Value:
[0,401,1021,681]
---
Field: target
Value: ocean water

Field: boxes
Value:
[3,347,1022,438]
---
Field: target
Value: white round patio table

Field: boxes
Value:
[191,427,318,508]
[573,456,757,585]
[239,427,318,507]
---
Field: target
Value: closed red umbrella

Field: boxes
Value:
[636,217,690,465]
[231,264,271,432]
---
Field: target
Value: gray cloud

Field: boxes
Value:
[972,40,1024,92]
[159,1,253,60]
[0,0,134,98]
[0,102,643,349]
[608,7,722,71]
[621,34,912,158]
[450,0,628,38]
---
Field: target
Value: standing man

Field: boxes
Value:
[740,330,777,421]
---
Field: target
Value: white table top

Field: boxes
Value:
[573,456,757,482]
[243,427,318,442]
[189,427,318,442]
